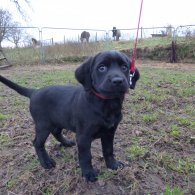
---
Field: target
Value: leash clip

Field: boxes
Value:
[129,71,135,86]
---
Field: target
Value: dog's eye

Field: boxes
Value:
[98,65,107,72]
[121,65,128,72]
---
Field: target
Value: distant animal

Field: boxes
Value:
[32,38,41,47]
[0,50,140,182]
[80,31,90,42]
[112,27,121,41]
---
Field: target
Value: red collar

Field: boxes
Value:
[91,89,126,100]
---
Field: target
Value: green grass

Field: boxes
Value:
[98,169,116,181]
[163,185,184,195]
[12,69,76,88]
[126,142,148,159]
[26,157,40,171]
[185,104,195,116]
[0,133,12,145]
[170,124,180,138]
[40,188,52,195]
[142,113,159,123]
[59,147,73,163]
[176,117,191,127]
[127,144,146,158]
[157,153,195,174]
[124,66,195,193]
[0,113,9,121]
[6,177,18,190]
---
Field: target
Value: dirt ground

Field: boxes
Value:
[0,61,195,194]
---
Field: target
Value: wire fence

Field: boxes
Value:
[0,24,195,65]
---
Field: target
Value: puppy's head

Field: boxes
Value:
[75,50,140,98]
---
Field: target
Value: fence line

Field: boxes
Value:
[1,24,195,64]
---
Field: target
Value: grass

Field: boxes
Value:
[0,133,12,145]
[170,124,180,138]
[142,113,159,123]
[163,185,184,195]
[0,113,9,121]
[98,170,116,181]
[126,143,148,159]
[59,147,73,163]
[6,177,18,190]
[177,117,192,126]
[123,66,195,193]
[40,188,52,195]
[27,157,40,171]
[158,153,195,174]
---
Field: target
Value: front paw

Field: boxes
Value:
[106,160,124,170]
[82,169,98,182]
[40,157,56,169]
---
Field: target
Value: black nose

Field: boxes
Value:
[112,77,124,85]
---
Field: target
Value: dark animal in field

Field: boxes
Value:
[80,31,90,42]
[112,27,121,41]
[31,38,41,47]
[0,50,140,182]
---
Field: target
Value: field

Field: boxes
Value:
[2,36,195,66]
[0,61,195,194]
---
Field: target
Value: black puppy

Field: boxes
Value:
[0,50,140,182]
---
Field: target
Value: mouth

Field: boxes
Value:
[100,84,128,94]
[92,77,129,99]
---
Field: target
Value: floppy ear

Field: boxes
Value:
[75,57,94,91]
[129,68,140,89]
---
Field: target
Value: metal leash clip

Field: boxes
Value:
[129,71,135,87]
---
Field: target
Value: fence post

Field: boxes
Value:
[64,35,65,44]
[39,29,45,64]
[105,31,109,50]
[95,32,97,42]
[170,27,177,63]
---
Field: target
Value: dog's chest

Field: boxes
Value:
[103,116,119,129]
[92,111,122,139]
[101,101,122,128]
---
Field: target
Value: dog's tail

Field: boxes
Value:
[0,75,35,98]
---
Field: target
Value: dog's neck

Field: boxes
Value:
[91,89,125,100]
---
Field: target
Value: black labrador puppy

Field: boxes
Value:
[0,50,140,182]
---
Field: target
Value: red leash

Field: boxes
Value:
[129,0,143,86]
[131,0,143,72]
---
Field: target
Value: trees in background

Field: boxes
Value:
[10,0,31,19]
[0,8,30,48]
[0,0,31,48]
[0,9,13,48]
[7,22,26,47]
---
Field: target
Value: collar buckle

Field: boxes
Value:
[129,71,135,86]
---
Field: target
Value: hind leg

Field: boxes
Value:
[52,128,75,147]
[33,124,56,169]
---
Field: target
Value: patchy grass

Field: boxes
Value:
[0,62,195,194]
[164,185,184,195]
[6,177,18,190]
[98,169,117,181]
[0,113,9,121]
[126,142,148,159]
[0,133,12,145]
[170,124,180,138]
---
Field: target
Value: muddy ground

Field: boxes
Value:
[0,61,195,194]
